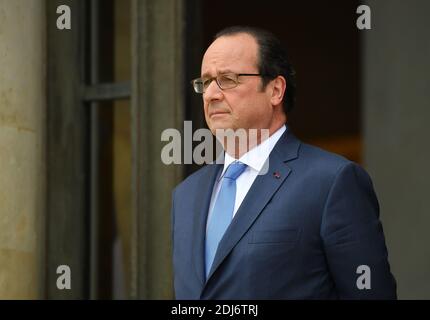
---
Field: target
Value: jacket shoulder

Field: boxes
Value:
[173,164,217,195]
[297,141,355,173]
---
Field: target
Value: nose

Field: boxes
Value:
[203,79,223,103]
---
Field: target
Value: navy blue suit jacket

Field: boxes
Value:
[171,129,397,299]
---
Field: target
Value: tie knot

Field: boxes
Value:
[224,162,247,180]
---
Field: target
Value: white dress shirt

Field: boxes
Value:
[206,125,286,227]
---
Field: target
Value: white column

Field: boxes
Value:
[0,0,46,298]
[363,0,430,299]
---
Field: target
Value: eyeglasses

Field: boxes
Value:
[191,73,262,94]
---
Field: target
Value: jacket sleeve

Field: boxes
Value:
[321,162,397,299]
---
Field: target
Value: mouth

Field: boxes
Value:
[209,110,230,118]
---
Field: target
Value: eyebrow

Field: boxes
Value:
[201,69,235,78]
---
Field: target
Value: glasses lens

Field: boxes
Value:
[218,74,237,89]
[193,79,204,93]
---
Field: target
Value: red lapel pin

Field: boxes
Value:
[273,171,281,179]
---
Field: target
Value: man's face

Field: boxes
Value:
[201,33,275,134]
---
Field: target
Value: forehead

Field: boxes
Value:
[201,33,259,76]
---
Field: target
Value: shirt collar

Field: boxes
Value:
[220,125,287,179]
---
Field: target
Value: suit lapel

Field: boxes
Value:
[191,163,223,287]
[205,130,301,282]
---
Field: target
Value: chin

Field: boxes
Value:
[209,121,236,134]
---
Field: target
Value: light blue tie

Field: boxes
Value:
[205,161,247,279]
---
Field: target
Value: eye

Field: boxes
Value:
[219,74,237,87]
[202,78,213,89]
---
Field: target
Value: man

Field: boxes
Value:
[171,26,396,299]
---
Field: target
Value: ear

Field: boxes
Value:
[270,76,287,106]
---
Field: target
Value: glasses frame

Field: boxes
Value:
[191,73,263,93]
